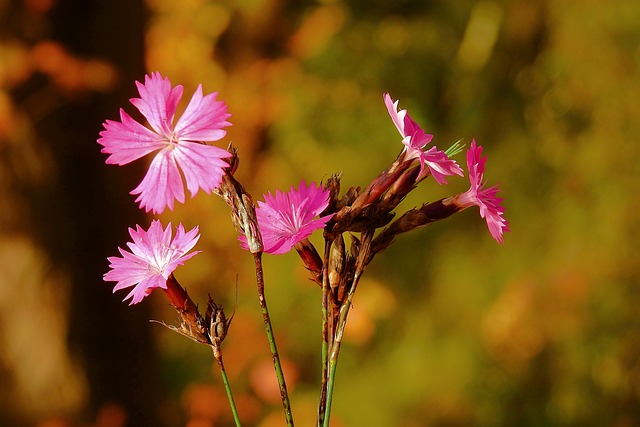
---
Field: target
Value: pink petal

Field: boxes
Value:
[104,220,202,304]
[165,224,201,272]
[98,109,164,165]
[130,150,185,214]
[130,72,183,136]
[384,93,407,137]
[402,113,428,142]
[458,140,509,243]
[420,146,464,185]
[238,181,334,255]
[289,181,330,223]
[174,85,232,142]
[241,181,334,255]
[386,93,462,185]
[173,141,231,197]
[106,251,150,289]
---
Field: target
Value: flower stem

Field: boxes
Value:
[212,346,242,427]
[316,239,333,426]
[322,269,364,427]
[321,230,373,427]
[252,252,295,426]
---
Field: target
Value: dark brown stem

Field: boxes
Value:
[369,198,463,262]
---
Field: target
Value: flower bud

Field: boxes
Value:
[294,239,323,286]
[206,296,231,345]
[161,274,210,345]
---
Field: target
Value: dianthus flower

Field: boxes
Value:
[455,140,509,243]
[98,72,232,214]
[104,220,201,304]
[384,93,463,184]
[240,181,335,255]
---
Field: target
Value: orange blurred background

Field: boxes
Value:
[1,0,640,426]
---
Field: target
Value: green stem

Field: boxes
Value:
[317,239,333,426]
[253,252,295,426]
[213,347,242,427]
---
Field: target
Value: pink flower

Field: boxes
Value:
[240,181,335,255]
[98,72,232,214]
[104,220,201,304]
[456,140,509,243]
[384,93,463,184]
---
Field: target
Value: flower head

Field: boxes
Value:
[384,93,463,184]
[240,181,335,255]
[456,140,509,243]
[98,72,232,214]
[104,220,201,304]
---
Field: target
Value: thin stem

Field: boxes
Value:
[317,238,333,426]
[322,230,373,427]
[213,347,242,427]
[253,252,295,427]
[322,270,364,427]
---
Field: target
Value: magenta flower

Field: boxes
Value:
[240,181,335,255]
[104,220,201,304]
[384,93,463,184]
[455,140,509,243]
[98,72,232,214]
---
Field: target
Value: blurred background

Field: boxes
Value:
[1,0,639,426]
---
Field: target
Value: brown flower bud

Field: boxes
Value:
[294,239,323,286]
[159,274,210,345]
[225,143,240,175]
[328,234,346,297]
[206,296,231,345]
[214,173,263,253]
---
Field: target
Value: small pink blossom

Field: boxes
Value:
[104,220,201,304]
[98,72,232,214]
[384,93,463,184]
[456,140,509,243]
[240,181,335,255]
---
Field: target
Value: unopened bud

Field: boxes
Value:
[380,166,420,210]
[323,174,343,214]
[294,239,323,286]
[206,296,230,345]
[225,143,240,175]
[158,274,210,345]
[328,234,357,306]
[214,173,264,253]
[328,234,346,295]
